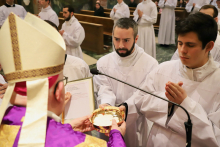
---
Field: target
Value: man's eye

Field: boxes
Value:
[188,44,195,47]
[124,39,129,42]
[115,38,119,41]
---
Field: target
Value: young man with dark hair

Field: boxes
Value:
[0,0,27,27]
[172,5,220,63]
[122,12,220,146]
[59,5,85,59]
[94,18,158,147]
[38,0,59,27]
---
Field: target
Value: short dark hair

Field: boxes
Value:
[46,0,50,3]
[176,12,217,49]
[96,3,101,6]
[200,5,218,18]
[44,20,58,31]
[63,5,74,13]
[113,18,138,38]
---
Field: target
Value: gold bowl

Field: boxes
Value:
[90,106,125,133]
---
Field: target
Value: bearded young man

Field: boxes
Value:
[59,6,85,59]
[122,12,220,147]
[94,18,158,147]
[38,0,59,27]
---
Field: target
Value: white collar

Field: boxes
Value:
[41,5,51,12]
[142,0,150,4]
[65,15,76,25]
[179,56,218,82]
[117,1,125,6]
[47,111,61,122]
[114,44,144,67]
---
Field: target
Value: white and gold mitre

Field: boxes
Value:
[0,12,66,147]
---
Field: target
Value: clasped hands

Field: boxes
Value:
[118,81,187,114]
[165,81,187,106]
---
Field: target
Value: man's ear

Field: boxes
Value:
[214,17,218,23]
[205,41,215,53]
[71,12,74,17]
[55,82,64,102]
[135,35,139,43]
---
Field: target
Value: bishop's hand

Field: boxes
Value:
[0,83,8,99]
[70,115,95,132]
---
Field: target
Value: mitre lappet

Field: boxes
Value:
[0,12,66,146]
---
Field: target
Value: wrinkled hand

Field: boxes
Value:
[70,115,94,132]
[113,8,117,13]
[99,103,110,109]
[138,10,143,18]
[193,3,196,7]
[165,81,187,105]
[0,83,8,99]
[65,92,72,105]
[111,119,126,136]
[59,30,65,36]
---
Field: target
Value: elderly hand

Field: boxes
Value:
[165,81,187,105]
[0,83,8,99]
[193,3,196,7]
[70,115,94,132]
[112,119,126,136]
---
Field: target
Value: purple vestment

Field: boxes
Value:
[1,106,126,147]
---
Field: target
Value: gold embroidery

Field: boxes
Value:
[0,124,20,147]
[9,14,22,71]
[76,135,107,147]
[21,117,25,122]
[5,63,64,82]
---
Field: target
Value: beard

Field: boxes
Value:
[115,41,135,57]
[65,14,71,21]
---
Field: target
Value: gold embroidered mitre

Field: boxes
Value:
[0,12,66,147]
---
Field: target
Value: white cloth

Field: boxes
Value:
[110,1,130,24]
[63,55,92,81]
[210,0,218,8]
[0,74,6,107]
[133,0,157,58]
[171,33,220,64]
[94,44,158,147]
[0,4,27,26]
[61,16,85,59]
[158,0,177,45]
[0,74,6,84]
[185,0,210,13]
[38,5,59,27]
[126,56,220,147]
